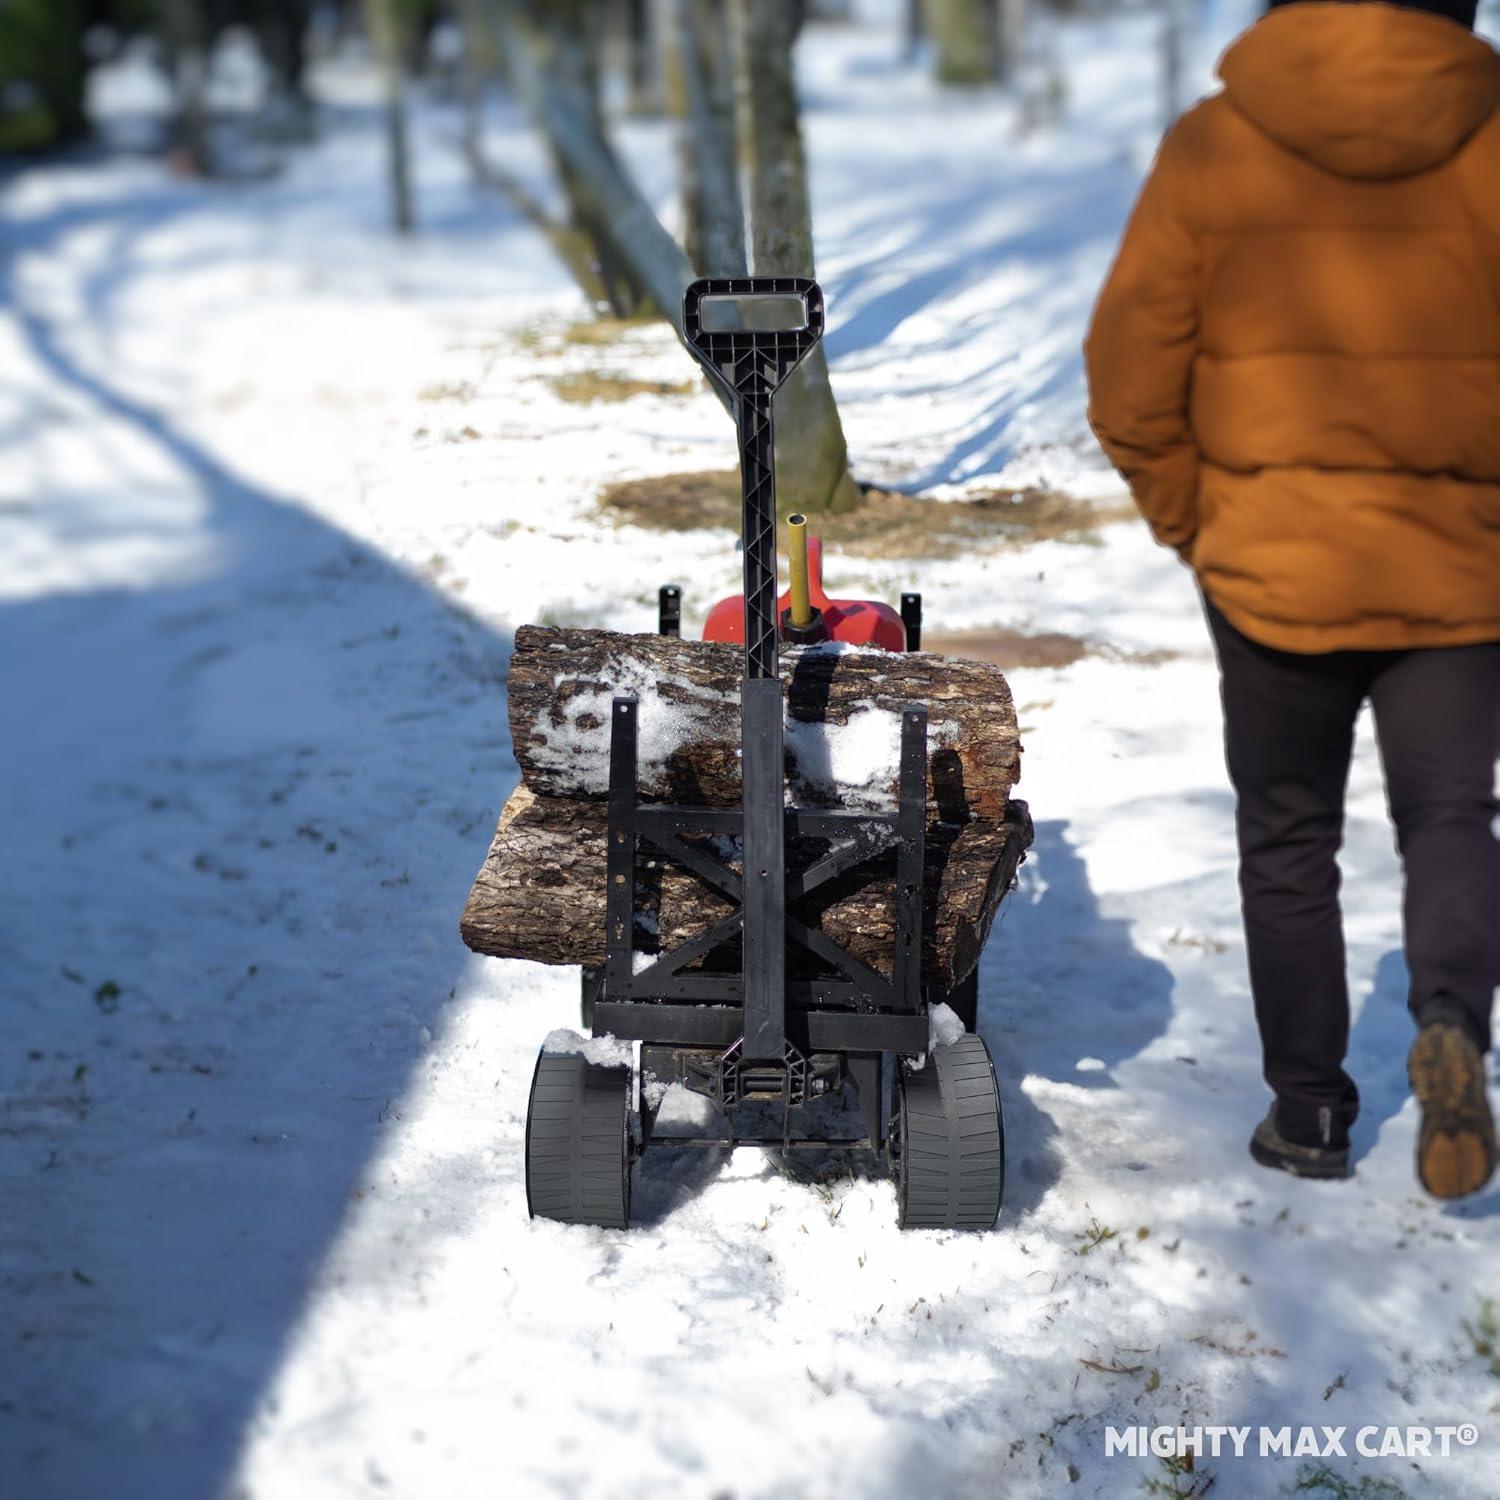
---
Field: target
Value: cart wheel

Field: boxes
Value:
[893,1035,1004,1230]
[525,1051,633,1229]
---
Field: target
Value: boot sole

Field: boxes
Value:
[1248,1133,1349,1180]
[1409,1026,1497,1201]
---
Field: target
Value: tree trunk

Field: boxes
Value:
[461,785,1031,985]
[929,0,999,85]
[728,0,859,514]
[506,625,1022,823]
[904,0,924,58]
[1161,0,1186,129]
[996,0,1027,85]
[460,0,618,304]
[256,0,315,122]
[624,0,658,114]
[5,0,90,149]
[674,0,747,276]
[479,0,858,476]
[160,0,213,175]
[364,0,415,232]
[485,0,683,316]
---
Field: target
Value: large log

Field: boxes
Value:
[460,784,1032,986]
[507,625,1022,822]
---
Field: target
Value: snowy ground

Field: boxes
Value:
[3,10,1498,1500]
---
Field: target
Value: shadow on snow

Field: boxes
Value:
[0,161,515,1500]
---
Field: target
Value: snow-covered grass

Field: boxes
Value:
[2,10,1497,1500]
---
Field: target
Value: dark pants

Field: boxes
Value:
[1204,597,1500,1144]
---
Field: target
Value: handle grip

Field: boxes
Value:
[682,276,824,404]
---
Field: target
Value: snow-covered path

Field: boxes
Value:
[3,15,1496,1500]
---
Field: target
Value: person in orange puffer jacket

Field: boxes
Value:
[1085,0,1500,1197]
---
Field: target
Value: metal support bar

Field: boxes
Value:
[679,277,828,1067]
[592,1000,929,1053]
[785,914,896,1006]
[626,910,746,989]
[741,677,787,1059]
[737,400,780,683]
[901,592,922,652]
[892,705,928,1011]
[604,696,639,996]
[787,810,895,838]
[847,1053,884,1151]
[637,807,743,837]
[783,824,897,903]
[644,828,743,904]
[658,584,682,638]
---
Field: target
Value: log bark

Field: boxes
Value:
[507,624,1022,822]
[461,785,1031,985]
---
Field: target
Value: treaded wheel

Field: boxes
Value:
[893,1034,1004,1230]
[525,1051,633,1228]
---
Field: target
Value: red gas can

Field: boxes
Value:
[701,535,907,653]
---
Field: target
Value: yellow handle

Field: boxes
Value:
[787,514,813,628]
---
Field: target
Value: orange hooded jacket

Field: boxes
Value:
[1084,3,1500,652]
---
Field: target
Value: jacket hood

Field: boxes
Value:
[1217,3,1500,179]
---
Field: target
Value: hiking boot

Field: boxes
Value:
[1408,1023,1497,1201]
[1249,1106,1350,1180]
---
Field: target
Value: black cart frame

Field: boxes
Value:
[525,278,1025,1228]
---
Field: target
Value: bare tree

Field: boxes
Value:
[904,0,924,58]
[928,0,998,85]
[458,0,625,304]
[673,0,746,276]
[363,0,415,232]
[1161,0,1187,128]
[996,0,1028,84]
[468,0,857,511]
[479,0,686,314]
[623,0,657,114]
[159,0,213,174]
[729,0,858,514]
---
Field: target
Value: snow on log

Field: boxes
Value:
[460,784,1032,985]
[506,624,1022,821]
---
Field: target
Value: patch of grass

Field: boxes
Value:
[549,370,699,404]
[921,626,1178,671]
[1463,1298,1500,1377]
[1294,1462,1407,1499]
[533,603,603,629]
[1075,1216,1118,1255]
[418,380,477,403]
[1144,1452,1213,1498]
[560,312,664,346]
[924,626,1091,670]
[595,469,1137,559]
[1189,1329,1286,1360]
[1165,930,1231,955]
